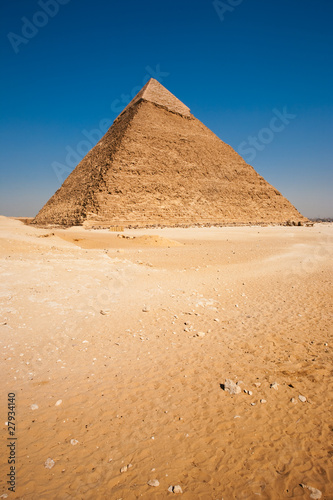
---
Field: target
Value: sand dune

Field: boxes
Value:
[0,216,332,499]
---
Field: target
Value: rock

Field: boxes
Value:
[70,439,79,445]
[30,404,39,410]
[120,463,132,473]
[298,395,307,403]
[55,400,62,406]
[196,331,206,337]
[270,382,279,390]
[248,390,253,396]
[223,379,241,395]
[260,399,267,404]
[168,485,183,494]
[290,398,297,404]
[44,458,55,469]
[214,318,220,322]
[100,309,110,315]
[300,483,322,499]
[148,479,159,487]
[254,382,261,388]
[142,306,150,312]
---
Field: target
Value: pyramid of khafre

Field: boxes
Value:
[33,78,306,227]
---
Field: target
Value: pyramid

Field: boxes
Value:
[33,78,306,227]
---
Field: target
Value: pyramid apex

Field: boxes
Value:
[120,78,191,117]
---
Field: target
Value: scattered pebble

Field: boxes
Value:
[44,458,55,469]
[148,479,159,487]
[30,404,39,411]
[270,382,279,390]
[300,483,322,499]
[223,379,241,395]
[299,395,307,403]
[120,464,132,473]
[55,400,62,406]
[70,439,79,445]
[168,485,183,494]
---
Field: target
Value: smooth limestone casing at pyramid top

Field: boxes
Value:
[33,78,307,227]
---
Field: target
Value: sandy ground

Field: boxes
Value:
[0,216,332,499]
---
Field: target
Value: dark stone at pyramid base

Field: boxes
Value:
[81,220,306,230]
[33,79,307,228]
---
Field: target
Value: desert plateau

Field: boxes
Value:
[0,216,332,499]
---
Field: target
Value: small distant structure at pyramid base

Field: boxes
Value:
[33,79,307,228]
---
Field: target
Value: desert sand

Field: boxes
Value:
[0,216,332,499]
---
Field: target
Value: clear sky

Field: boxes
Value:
[0,0,332,218]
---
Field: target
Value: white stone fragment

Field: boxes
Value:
[44,458,55,469]
[120,463,132,473]
[300,483,322,499]
[223,379,241,395]
[168,485,183,494]
[148,479,159,487]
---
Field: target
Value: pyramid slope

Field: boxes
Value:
[34,82,306,227]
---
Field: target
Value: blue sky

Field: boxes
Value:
[0,0,332,218]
